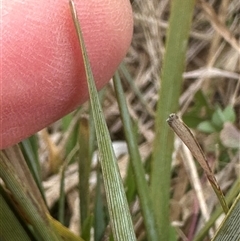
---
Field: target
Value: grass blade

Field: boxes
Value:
[113,71,160,240]
[193,177,240,241]
[119,63,155,117]
[150,0,195,239]
[20,136,46,203]
[212,193,240,241]
[0,190,32,241]
[69,1,136,240]
[0,147,61,241]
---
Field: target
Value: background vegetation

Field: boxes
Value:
[1,0,239,240]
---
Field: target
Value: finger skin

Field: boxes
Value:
[1,0,133,149]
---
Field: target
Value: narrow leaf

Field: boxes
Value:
[150,0,195,240]
[69,1,136,240]
[212,193,240,241]
[113,71,160,240]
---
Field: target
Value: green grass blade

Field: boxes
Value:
[20,136,46,203]
[113,71,160,240]
[0,191,32,241]
[212,193,240,241]
[0,149,62,241]
[81,215,93,241]
[125,161,137,203]
[69,1,136,240]
[119,63,155,117]
[59,142,79,225]
[150,0,195,239]
[193,177,240,241]
[62,113,78,156]
[94,171,107,241]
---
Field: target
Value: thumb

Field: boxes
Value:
[1,0,133,149]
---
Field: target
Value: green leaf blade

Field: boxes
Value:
[69,1,136,240]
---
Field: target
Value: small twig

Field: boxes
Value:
[167,113,229,214]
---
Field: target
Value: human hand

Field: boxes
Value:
[1,0,133,149]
